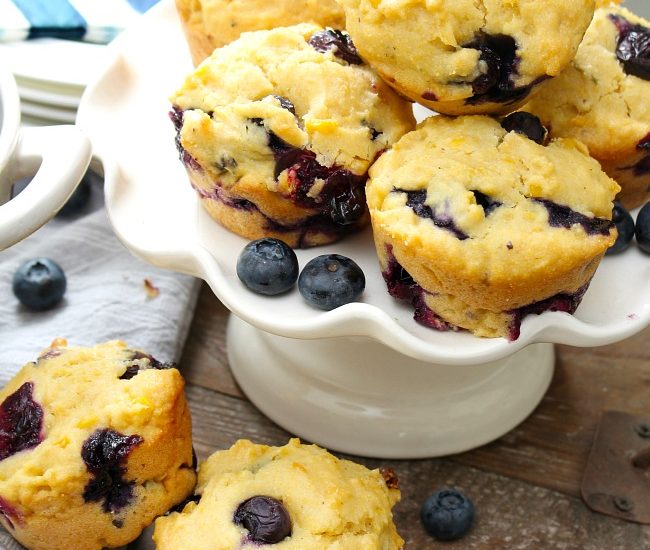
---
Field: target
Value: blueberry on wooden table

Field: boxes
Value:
[606,202,635,255]
[298,254,365,310]
[234,496,292,544]
[421,488,474,541]
[12,258,66,311]
[236,238,299,295]
[636,202,650,254]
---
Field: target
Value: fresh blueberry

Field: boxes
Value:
[606,202,635,255]
[308,29,363,65]
[12,258,66,311]
[56,172,92,217]
[298,254,365,310]
[234,496,292,544]
[0,382,44,461]
[237,239,299,295]
[500,112,547,144]
[635,202,650,254]
[421,488,475,541]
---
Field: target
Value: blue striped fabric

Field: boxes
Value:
[0,0,161,43]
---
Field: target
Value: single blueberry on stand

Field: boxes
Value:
[237,238,299,295]
[298,254,365,310]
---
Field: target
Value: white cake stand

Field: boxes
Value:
[78,0,650,458]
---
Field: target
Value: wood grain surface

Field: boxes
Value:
[180,284,650,549]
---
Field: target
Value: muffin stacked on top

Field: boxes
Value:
[523,5,650,208]
[336,0,596,115]
[171,1,637,338]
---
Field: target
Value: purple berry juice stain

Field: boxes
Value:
[0,382,44,462]
[81,428,143,513]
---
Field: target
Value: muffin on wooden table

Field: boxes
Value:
[154,438,403,549]
[0,339,196,550]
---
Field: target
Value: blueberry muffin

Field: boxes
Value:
[170,24,415,248]
[153,439,403,549]
[175,0,346,65]
[0,339,196,550]
[336,0,595,115]
[367,114,620,340]
[523,6,650,209]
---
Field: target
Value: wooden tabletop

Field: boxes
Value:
[180,283,650,549]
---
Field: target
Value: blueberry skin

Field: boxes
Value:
[421,488,475,541]
[636,202,650,254]
[233,496,292,544]
[12,258,67,311]
[237,239,299,295]
[606,202,635,255]
[298,254,365,310]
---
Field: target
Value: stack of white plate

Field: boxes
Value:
[0,38,109,126]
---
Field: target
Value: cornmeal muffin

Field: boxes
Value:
[0,339,196,550]
[336,0,595,115]
[175,0,346,65]
[524,6,650,209]
[154,439,403,550]
[367,115,620,339]
[170,24,415,248]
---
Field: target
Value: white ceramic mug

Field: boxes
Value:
[0,65,92,250]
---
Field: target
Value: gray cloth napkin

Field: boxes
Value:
[0,174,200,549]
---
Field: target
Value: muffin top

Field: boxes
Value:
[367,115,619,289]
[524,5,650,160]
[154,438,403,550]
[171,23,414,187]
[336,0,595,114]
[175,0,345,60]
[0,339,190,519]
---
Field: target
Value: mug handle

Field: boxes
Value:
[0,125,92,250]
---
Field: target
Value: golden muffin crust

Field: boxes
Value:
[0,340,196,550]
[154,439,403,549]
[336,0,595,115]
[171,24,415,248]
[175,0,346,65]
[524,6,650,208]
[367,115,619,338]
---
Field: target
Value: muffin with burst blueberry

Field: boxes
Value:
[154,438,403,549]
[367,114,620,339]
[523,5,650,209]
[170,24,415,248]
[0,339,196,550]
[335,0,595,115]
[175,0,346,65]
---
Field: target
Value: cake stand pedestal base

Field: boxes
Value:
[227,315,555,459]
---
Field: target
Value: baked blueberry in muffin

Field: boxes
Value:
[524,6,650,208]
[170,24,414,248]
[175,0,346,65]
[0,339,196,550]
[336,0,595,115]
[367,115,620,339]
[154,438,404,549]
